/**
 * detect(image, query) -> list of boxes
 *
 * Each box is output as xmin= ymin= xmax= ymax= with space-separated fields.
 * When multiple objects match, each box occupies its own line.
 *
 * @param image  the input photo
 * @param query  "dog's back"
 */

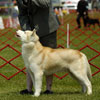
xmin=89 ymin=19 xmax=99 ymax=24
xmin=85 ymin=16 xmax=100 ymax=27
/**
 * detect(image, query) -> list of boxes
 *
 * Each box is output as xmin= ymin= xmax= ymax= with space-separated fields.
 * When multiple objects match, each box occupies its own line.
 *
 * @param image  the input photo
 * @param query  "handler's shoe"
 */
xmin=20 ymin=89 xmax=33 ymax=95
xmin=43 ymin=90 xmax=53 ymax=94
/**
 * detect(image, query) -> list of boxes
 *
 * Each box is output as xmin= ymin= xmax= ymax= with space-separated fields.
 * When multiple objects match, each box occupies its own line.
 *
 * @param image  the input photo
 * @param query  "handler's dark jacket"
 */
xmin=16 ymin=0 xmax=59 ymax=37
xmin=77 ymin=0 xmax=88 ymax=15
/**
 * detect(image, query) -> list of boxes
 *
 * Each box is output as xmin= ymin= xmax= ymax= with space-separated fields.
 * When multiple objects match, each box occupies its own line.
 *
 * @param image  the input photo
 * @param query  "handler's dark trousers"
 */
xmin=40 ymin=31 xmax=57 ymax=49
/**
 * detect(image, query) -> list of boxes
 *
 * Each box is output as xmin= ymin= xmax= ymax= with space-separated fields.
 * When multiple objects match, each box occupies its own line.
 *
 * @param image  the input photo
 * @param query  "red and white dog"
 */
xmin=16 ymin=29 xmax=92 ymax=97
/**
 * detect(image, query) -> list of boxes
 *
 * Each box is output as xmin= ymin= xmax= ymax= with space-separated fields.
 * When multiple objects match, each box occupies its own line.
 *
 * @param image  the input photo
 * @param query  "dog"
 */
xmin=16 ymin=29 xmax=92 ymax=97
xmin=85 ymin=15 xmax=100 ymax=27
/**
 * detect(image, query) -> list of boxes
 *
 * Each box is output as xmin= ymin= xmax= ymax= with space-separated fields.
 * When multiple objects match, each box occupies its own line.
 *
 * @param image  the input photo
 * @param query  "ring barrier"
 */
xmin=0 ymin=28 xmax=26 ymax=80
xmin=0 ymin=12 xmax=100 ymax=80
xmin=0 ymin=44 xmax=26 ymax=80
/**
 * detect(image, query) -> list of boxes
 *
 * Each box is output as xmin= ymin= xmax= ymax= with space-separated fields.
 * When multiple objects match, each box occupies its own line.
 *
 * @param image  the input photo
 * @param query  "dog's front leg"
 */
xmin=33 ymin=72 xmax=43 ymax=97
xmin=29 ymin=63 xmax=43 ymax=97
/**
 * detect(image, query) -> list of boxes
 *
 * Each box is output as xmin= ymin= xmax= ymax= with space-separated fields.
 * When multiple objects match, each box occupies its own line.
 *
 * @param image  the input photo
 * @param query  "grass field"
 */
xmin=0 ymin=11 xmax=100 ymax=100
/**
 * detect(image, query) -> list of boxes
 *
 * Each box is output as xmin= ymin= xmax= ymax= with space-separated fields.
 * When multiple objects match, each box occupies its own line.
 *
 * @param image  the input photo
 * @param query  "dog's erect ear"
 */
xmin=32 ymin=25 xmax=39 ymax=34
xmin=33 ymin=29 xmax=36 ymax=33
xmin=31 ymin=29 xmax=36 ymax=36
xmin=32 ymin=29 xmax=39 ymax=41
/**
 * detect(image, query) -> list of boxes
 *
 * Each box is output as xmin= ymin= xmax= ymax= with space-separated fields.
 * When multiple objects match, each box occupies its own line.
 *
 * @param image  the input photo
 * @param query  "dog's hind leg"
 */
xmin=69 ymin=68 xmax=92 ymax=95
xmin=68 ymin=69 xmax=87 ymax=93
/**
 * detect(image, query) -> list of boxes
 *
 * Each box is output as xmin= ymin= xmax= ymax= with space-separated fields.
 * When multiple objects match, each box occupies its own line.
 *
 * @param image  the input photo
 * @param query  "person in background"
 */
xmin=11 ymin=1 xmax=19 ymax=28
xmin=16 ymin=0 xmax=60 ymax=95
xmin=76 ymin=0 xmax=88 ymax=29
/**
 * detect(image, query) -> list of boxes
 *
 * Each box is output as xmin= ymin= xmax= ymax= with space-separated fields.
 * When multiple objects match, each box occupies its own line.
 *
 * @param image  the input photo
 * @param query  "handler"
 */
xmin=16 ymin=0 xmax=60 ymax=95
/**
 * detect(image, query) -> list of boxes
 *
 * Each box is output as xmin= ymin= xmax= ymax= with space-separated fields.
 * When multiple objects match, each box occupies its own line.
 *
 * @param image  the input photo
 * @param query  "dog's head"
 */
xmin=16 ymin=29 xmax=39 ymax=43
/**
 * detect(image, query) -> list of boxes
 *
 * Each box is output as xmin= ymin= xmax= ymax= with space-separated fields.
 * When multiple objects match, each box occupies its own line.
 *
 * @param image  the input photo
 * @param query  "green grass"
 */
xmin=0 ymin=12 xmax=100 ymax=100
xmin=0 ymin=74 xmax=100 ymax=100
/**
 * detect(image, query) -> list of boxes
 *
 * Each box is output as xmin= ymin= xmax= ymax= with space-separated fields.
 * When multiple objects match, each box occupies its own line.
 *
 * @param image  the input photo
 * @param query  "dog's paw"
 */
xmin=87 ymin=92 xmax=92 ymax=95
xmin=32 ymin=93 xmax=40 ymax=97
